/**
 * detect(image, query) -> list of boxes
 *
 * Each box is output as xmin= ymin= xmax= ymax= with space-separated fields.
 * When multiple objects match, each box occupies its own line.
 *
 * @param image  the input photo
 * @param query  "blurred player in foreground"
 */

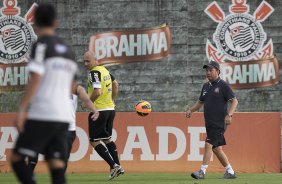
xmin=27 ymin=83 xmax=99 ymax=173
xmin=10 ymin=3 xmax=78 ymax=184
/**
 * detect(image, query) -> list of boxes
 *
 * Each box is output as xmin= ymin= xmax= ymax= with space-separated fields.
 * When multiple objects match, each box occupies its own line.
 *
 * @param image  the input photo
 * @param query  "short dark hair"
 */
xmin=34 ymin=3 xmax=57 ymax=27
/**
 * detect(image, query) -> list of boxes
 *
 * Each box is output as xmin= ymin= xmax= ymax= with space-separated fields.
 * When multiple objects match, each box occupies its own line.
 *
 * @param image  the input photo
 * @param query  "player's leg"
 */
xmin=64 ymin=130 xmax=76 ymax=173
xmin=90 ymin=140 xmax=116 ymax=168
xmin=191 ymin=142 xmax=212 ymax=179
xmin=104 ymin=110 xmax=121 ymax=165
xmin=11 ymin=120 xmax=51 ymax=184
xmin=27 ymin=154 xmax=39 ymax=174
xmin=45 ymin=122 xmax=69 ymax=184
xmin=90 ymin=139 xmax=120 ymax=181
xmin=213 ymin=146 xmax=229 ymax=166
xmin=104 ymin=140 xmax=119 ymax=164
xmin=88 ymin=111 xmax=121 ymax=180
xmin=212 ymin=131 xmax=236 ymax=179
xmin=191 ymin=127 xmax=217 ymax=179
xmin=88 ymin=112 xmax=116 ymax=168
xmin=11 ymin=153 xmax=35 ymax=184
xmin=103 ymin=110 xmax=124 ymax=176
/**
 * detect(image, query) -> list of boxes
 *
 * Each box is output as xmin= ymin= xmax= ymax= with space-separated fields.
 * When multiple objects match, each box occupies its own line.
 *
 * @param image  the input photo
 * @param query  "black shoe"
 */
xmin=116 ymin=166 xmax=125 ymax=177
xmin=191 ymin=170 xmax=205 ymax=179
xmin=109 ymin=165 xmax=122 ymax=180
xmin=223 ymin=171 xmax=236 ymax=179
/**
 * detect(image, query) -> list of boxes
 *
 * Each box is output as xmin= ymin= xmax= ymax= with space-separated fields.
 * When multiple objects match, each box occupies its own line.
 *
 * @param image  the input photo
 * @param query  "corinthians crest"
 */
xmin=0 ymin=0 xmax=37 ymax=92
xmin=205 ymin=0 xmax=279 ymax=89
xmin=0 ymin=0 xmax=37 ymax=64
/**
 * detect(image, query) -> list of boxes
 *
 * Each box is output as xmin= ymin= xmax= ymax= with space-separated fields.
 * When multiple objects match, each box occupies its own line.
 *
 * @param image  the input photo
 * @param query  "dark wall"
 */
xmin=0 ymin=0 xmax=281 ymax=112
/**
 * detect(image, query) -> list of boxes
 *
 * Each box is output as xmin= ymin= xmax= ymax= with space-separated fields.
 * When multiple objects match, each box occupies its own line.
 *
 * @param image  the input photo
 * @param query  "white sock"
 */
xmin=225 ymin=164 xmax=235 ymax=174
xmin=200 ymin=165 xmax=208 ymax=174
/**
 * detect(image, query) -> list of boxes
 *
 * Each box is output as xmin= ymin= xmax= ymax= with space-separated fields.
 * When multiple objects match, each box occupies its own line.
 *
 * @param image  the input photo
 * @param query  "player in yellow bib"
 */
xmin=87 ymin=65 xmax=115 ymax=110
xmin=83 ymin=51 xmax=124 ymax=180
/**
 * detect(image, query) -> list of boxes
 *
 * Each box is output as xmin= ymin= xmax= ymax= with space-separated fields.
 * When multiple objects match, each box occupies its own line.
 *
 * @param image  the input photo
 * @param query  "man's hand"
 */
xmin=14 ymin=110 xmax=26 ymax=133
xmin=186 ymin=109 xmax=192 ymax=118
xmin=225 ymin=115 xmax=232 ymax=125
xmin=90 ymin=111 xmax=99 ymax=121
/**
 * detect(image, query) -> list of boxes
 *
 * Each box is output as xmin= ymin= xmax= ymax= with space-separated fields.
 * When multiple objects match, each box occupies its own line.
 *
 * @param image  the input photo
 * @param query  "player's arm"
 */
xmin=88 ymin=70 xmax=102 ymax=102
xmin=90 ymin=88 xmax=101 ymax=102
xmin=186 ymin=85 xmax=205 ymax=118
xmin=77 ymin=85 xmax=98 ymax=112
xmin=110 ymin=74 xmax=118 ymax=101
xmin=228 ymin=98 xmax=238 ymax=116
xmin=77 ymin=85 xmax=99 ymax=121
xmin=225 ymin=98 xmax=238 ymax=125
xmin=186 ymin=100 xmax=203 ymax=118
xmin=223 ymin=83 xmax=238 ymax=125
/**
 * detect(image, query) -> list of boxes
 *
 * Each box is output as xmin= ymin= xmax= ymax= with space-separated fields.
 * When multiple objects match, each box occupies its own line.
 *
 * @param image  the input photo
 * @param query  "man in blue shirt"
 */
xmin=186 ymin=61 xmax=238 ymax=179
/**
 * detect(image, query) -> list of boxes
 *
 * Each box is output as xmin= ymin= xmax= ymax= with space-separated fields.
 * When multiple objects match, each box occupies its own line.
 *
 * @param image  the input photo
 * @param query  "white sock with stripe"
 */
xmin=200 ymin=165 xmax=208 ymax=174
xmin=225 ymin=164 xmax=235 ymax=174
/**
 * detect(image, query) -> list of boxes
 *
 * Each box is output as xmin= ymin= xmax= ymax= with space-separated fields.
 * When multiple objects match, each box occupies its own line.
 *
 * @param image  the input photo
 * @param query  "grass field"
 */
xmin=1 ymin=172 xmax=282 ymax=184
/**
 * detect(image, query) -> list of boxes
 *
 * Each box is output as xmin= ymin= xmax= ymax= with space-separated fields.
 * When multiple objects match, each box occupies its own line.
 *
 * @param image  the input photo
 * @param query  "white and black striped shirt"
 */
xmin=27 ymin=35 xmax=78 ymax=123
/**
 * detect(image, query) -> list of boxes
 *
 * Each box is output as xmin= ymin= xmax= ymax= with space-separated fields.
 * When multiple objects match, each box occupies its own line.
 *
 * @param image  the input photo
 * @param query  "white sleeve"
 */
xmin=28 ymin=43 xmax=47 ymax=75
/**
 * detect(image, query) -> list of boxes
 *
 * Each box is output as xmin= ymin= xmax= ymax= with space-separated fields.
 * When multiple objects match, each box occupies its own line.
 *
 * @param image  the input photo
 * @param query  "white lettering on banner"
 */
xmin=0 ymin=127 xmax=18 ymax=161
xmin=120 ymin=126 xmax=154 ymax=161
xmin=89 ymin=129 xmax=117 ymax=161
xmin=0 ymin=126 xmax=207 ymax=162
xmin=95 ymin=32 xmax=168 ymax=60
xmin=221 ymin=62 xmax=276 ymax=84
xmin=156 ymin=127 xmax=186 ymax=160
xmin=187 ymin=127 xmax=207 ymax=161
xmin=129 ymin=34 xmax=142 ymax=56
xmin=0 ymin=66 xmax=28 ymax=86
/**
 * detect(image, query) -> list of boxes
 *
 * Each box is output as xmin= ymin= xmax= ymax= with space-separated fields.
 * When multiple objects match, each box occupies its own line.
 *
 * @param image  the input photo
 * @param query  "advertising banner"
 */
xmin=0 ymin=0 xmax=37 ymax=92
xmin=0 ymin=112 xmax=280 ymax=173
xmin=205 ymin=0 xmax=280 ymax=89
xmin=89 ymin=24 xmax=171 ymax=66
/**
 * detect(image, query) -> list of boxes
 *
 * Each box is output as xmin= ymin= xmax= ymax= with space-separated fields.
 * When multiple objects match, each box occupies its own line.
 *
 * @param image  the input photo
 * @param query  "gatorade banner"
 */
xmin=0 ymin=112 xmax=280 ymax=173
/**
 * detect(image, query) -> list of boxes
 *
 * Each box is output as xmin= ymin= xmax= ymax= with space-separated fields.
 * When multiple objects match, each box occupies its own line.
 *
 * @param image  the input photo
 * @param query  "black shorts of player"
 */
xmin=205 ymin=126 xmax=226 ymax=148
xmin=13 ymin=119 xmax=69 ymax=161
xmin=88 ymin=110 xmax=115 ymax=142
xmin=65 ymin=130 xmax=76 ymax=160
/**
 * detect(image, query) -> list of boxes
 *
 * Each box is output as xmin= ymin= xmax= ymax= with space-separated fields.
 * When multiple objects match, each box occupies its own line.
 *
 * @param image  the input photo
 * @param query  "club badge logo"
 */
xmin=205 ymin=0 xmax=279 ymax=89
xmin=0 ymin=0 xmax=37 ymax=92
xmin=0 ymin=0 xmax=37 ymax=64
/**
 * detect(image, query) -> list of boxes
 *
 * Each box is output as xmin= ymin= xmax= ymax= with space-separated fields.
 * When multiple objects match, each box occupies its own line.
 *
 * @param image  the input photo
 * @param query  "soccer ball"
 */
xmin=135 ymin=100 xmax=152 ymax=116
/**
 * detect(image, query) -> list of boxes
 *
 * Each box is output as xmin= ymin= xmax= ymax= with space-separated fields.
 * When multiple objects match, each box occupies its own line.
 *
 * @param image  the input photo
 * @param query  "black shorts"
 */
xmin=13 ymin=119 xmax=69 ymax=161
xmin=205 ymin=126 xmax=226 ymax=148
xmin=88 ymin=110 xmax=115 ymax=142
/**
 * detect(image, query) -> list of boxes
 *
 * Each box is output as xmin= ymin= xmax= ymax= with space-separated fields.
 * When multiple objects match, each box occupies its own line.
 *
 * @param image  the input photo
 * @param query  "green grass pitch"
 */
xmin=1 ymin=172 xmax=282 ymax=184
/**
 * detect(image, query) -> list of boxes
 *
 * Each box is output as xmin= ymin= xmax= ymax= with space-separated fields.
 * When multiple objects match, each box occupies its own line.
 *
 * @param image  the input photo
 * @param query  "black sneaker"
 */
xmin=223 ymin=171 xmax=237 ymax=179
xmin=191 ymin=170 xmax=205 ymax=179
xmin=116 ymin=166 xmax=125 ymax=177
xmin=109 ymin=165 xmax=122 ymax=180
